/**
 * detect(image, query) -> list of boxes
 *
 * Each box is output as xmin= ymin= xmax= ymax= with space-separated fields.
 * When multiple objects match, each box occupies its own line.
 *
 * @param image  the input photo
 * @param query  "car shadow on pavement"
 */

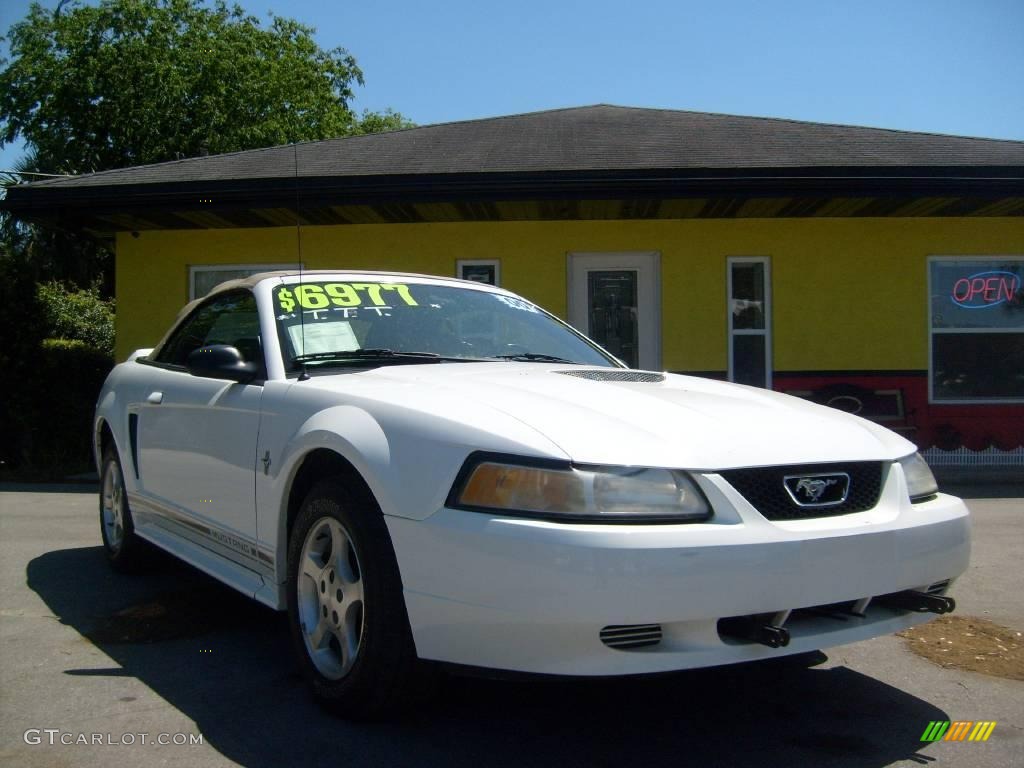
xmin=0 ymin=482 xmax=99 ymax=494
xmin=28 ymin=545 xmax=947 ymax=768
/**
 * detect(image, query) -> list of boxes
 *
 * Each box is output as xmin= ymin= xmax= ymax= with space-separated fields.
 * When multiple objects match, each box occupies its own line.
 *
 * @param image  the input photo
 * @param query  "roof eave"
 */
xmin=4 ymin=165 xmax=1023 ymax=218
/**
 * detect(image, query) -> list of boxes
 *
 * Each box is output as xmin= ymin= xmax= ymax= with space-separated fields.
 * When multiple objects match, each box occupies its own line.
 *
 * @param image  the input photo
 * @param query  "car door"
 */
xmin=135 ymin=290 xmax=265 ymax=566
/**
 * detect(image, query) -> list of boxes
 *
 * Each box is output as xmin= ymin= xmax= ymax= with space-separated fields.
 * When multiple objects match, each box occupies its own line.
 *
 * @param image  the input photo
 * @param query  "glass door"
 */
xmin=569 ymin=252 xmax=660 ymax=370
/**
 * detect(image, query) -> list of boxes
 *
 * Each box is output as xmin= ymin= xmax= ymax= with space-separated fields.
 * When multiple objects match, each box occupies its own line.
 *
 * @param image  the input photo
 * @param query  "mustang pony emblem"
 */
xmin=795 ymin=477 xmax=838 ymax=502
xmin=784 ymin=472 xmax=851 ymax=507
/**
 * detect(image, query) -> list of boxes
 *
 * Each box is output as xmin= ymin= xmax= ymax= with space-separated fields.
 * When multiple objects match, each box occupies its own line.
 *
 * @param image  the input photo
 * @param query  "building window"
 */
xmin=190 ymin=264 xmax=301 ymax=300
xmin=728 ymin=257 xmax=772 ymax=388
xmin=929 ymin=256 xmax=1024 ymax=403
xmin=457 ymin=259 xmax=500 ymax=286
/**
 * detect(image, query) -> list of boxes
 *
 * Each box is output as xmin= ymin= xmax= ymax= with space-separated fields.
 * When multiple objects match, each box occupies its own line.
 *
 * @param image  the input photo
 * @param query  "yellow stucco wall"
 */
xmin=114 ymin=217 xmax=1024 ymax=369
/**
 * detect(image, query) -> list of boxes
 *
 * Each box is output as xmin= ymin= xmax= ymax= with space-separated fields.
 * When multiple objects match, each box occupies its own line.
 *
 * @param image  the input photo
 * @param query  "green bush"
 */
xmin=1 ymin=255 xmax=117 ymax=477
xmin=12 ymin=339 xmax=115 ymax=477
xmin=37 ymin=281 xmax=115 ymax=355
xmin=0 ymin=254 xmax=46 ymax=475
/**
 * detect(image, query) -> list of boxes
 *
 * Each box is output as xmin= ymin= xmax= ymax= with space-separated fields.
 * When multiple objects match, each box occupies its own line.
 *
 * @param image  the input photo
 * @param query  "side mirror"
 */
xmin=187 ymin=345 xmax=258 ymax=383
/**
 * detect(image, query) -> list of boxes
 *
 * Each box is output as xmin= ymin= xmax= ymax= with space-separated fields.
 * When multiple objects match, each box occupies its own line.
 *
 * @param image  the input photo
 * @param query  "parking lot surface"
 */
xmin=1 ymin=484 xmax=1021 ymax=768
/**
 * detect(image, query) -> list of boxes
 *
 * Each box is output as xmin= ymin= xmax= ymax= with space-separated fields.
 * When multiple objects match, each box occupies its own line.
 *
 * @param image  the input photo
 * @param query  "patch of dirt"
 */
xmin=897 ymin=615 xmax=1024 ymax=681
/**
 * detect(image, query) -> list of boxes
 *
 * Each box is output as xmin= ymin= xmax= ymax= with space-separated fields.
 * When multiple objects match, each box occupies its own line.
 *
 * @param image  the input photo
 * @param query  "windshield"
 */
xmin=272 ymin=279 xmax=618 ymax=372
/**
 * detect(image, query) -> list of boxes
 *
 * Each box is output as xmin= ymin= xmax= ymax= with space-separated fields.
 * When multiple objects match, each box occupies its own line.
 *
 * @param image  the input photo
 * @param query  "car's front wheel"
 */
xmin=99 ymin=445 xmax=146 ymax=571
xmin=286 ymin=478 xmax=420 ymax=718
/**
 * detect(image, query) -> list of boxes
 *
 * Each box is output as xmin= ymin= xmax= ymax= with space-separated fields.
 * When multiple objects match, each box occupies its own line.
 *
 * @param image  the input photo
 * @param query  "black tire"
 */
xmin=286 ymin=478 xmax=421 ymax=718
xmin=99 ymin=445 xmax=146 ymax=572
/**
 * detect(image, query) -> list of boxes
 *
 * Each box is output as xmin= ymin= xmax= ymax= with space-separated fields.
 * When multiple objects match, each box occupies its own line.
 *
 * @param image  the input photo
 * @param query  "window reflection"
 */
xmin=731 ymin=262 xmax=765 ymax=330
xmin=587 ymin=271 xmax=638 ymax=368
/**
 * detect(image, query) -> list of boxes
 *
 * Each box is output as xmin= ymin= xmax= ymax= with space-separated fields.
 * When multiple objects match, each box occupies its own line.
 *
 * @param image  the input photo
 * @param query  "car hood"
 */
xmin=309 ymin=363 xmax=915 ymax=470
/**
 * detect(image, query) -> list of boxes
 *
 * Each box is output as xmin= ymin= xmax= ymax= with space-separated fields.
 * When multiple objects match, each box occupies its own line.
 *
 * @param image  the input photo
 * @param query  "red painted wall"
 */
xmin=773 ymin=373 xmax=1024 ymax=451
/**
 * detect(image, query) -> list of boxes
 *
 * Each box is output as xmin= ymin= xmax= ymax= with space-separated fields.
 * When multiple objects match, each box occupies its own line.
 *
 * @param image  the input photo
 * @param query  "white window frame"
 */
xmin=927 ymin=254 xmax=1024 ymax=405
xmin=456 ymin=259 xmax=501 ymax=286
xmin=189 ymin=263 xmax=302 ymax=300
xmin=727 ymin=256 xmax=772 ymax=388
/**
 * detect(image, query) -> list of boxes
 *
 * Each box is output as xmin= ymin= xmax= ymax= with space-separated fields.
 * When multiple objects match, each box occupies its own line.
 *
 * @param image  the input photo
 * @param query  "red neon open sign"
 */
xmin=951 ymin=271 xmax=1021 ymax=309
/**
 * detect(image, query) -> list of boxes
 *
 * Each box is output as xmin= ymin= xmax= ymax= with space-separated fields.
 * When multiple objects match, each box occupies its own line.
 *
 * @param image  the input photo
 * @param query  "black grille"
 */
xmin=720 ymin=462 xmax=885 ymax=520
xmin=557 ymin=370 xmax=665 ymax=383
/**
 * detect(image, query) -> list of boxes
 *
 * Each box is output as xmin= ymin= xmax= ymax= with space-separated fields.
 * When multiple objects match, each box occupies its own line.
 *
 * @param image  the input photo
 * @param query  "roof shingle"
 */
xmin=25 ymin=104 xmax=1024 ymax=190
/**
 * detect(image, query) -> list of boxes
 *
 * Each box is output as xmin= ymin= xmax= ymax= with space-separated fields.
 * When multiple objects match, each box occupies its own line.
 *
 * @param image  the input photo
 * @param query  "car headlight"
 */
xmin=450 ymin=455 xmax=712 ymax=522
xmin=899 ymin=452 xmax=939 ymax=503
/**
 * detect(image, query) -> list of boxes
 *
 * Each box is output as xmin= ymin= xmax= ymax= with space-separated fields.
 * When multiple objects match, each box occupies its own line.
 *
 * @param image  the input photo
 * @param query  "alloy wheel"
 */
xmin=101 ymin=460 xmax=125 ymax=553
xmin=297 ymin=517 xmax=365 ymax=679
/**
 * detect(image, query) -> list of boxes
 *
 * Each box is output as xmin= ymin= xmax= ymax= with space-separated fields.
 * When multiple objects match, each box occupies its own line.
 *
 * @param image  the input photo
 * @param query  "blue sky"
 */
xmin=2 ymin=0 xmax=1022 ymax=172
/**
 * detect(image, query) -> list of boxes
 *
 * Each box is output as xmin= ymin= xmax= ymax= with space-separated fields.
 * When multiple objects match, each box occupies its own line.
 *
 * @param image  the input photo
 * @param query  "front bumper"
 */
xmin=386 ymin=468 xmax=971 ymax=675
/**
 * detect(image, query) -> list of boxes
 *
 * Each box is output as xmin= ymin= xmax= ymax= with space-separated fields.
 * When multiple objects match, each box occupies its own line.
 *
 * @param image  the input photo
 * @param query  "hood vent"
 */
xmin=558 ymin=370 xmax=665 ymax=383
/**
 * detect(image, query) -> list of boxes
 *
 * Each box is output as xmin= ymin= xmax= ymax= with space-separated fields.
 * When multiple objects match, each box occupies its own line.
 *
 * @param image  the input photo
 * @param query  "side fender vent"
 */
xmin=600 ymin=624 xmax=663 ymax=650
xmin=128 ymin=413 xmax=140 ymax=479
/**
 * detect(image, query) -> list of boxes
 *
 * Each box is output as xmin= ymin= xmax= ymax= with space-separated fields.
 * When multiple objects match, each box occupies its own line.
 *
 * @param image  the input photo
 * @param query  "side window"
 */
xmin=155 ymin=292 xmax=263 ymax=372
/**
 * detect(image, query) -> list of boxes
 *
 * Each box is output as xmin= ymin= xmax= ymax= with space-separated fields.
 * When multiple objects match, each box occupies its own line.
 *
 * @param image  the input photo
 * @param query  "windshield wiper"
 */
xmin=493 ymin=353 xmax=576 ymax=363
xmin=294 ymin=348 xmax=439 ymax=363
xmin=292 ymin=349 xmax=485 ymax=366
xmin=293 ymin=349 xmax=579 ymax=368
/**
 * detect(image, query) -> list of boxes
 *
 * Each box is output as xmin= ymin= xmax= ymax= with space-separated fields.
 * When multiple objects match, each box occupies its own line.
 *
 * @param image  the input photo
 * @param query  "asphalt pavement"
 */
xmin=0 ymin=484 xmax=1021 ymax=768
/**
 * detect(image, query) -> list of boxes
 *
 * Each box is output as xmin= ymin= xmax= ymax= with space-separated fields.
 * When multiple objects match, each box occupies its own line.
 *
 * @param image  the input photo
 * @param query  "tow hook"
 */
xmin=879 ymin=590 xmax=956 ymax=615
xmin=718 ymin=616 xmax=792 ymax=648
xmin=757 ymin=624 xmax=791 ymax=648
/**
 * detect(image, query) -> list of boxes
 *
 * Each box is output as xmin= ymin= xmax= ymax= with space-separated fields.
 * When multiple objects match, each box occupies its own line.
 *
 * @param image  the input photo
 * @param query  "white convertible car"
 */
xmin=94 ymin=271 xmax=970 ymax=716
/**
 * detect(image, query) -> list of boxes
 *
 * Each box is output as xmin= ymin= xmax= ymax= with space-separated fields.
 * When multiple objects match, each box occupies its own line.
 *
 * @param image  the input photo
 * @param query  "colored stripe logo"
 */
xmin=921 ymin=721 xmax=996 ymax=742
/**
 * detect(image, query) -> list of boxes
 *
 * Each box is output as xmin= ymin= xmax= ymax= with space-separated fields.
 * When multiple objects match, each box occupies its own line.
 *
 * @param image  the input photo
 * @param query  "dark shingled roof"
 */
xmin=5 ymin=105 xmax=1023 ymax=231
xmin=22 ymin=104 xmax=1024 ymax=190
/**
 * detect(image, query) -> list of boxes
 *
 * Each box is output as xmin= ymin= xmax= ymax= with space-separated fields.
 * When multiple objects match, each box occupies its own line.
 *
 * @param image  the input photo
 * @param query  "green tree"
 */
xmin=1 ymin=0 xmax=411 ymax=174
xmin=0 ymin=0 xmax=411 ymax=289
xmin=1 ymin=148 xmax=113 ymax=289
xmin=37 ymin=280 xmax=116 ymax=354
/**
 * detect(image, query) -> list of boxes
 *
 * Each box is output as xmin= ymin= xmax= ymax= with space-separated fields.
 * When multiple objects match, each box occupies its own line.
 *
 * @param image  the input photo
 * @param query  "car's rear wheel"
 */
xmin=99 ymin=446 xmax=145 ymax=571
xmin=286 ymin=478 xmax=420 ymax=718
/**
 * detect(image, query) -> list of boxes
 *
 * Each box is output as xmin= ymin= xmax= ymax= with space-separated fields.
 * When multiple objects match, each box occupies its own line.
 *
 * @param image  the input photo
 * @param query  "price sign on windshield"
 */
xmin=275 ymin=283 xmax=419 ymax=313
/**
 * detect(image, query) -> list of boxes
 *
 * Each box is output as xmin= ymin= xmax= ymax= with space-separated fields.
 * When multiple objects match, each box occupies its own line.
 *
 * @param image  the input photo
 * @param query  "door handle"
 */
xmin=147 ymin=391 xmax=163 ymax=404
